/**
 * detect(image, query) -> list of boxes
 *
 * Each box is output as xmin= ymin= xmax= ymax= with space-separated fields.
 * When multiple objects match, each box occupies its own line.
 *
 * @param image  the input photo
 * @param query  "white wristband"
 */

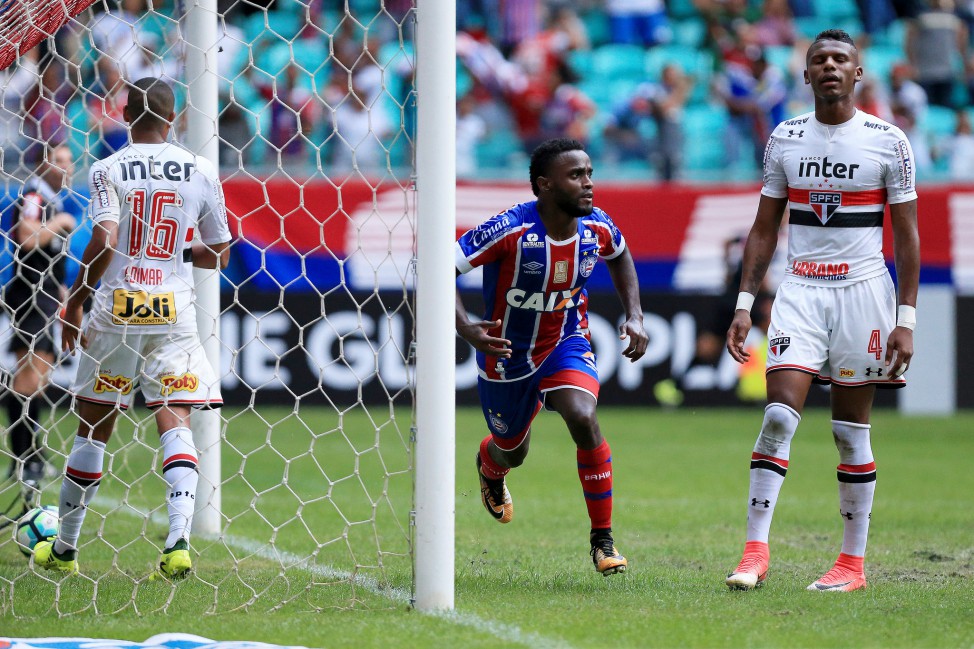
xmin=735 ymin=292 xmax=755 ymax=313
xmin=896 ymin=305 xmax=916 ymax=331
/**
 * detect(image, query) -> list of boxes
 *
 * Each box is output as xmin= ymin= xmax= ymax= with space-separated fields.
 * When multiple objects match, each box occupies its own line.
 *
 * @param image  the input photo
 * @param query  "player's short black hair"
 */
xmin=808 ymin=29 xmax=857 ymax=59
xmin=127 ymin=77 xmax=175 ymax=130
xmin=529 ymin=138 xmax=585 ymax=197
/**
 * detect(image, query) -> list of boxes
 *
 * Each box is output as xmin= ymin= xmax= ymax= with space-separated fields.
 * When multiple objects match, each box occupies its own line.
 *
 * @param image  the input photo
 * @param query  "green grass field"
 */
xmin=2 ymin=406 xmax=973 ymax=648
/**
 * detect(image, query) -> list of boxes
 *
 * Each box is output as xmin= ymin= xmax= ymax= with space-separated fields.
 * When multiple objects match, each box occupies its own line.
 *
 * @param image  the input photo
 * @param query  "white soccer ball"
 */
xmin=16 ymin=505 xmax=59 ymax=556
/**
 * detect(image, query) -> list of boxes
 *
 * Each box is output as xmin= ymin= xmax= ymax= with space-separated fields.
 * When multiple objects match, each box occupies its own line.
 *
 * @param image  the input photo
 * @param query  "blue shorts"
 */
xmin=477 ymin=335 xmax=599 ymax=451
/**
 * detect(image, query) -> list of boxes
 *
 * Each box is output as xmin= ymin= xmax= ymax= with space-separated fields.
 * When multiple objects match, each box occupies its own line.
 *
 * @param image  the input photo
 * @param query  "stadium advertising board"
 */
xmin=222 ymin=179 xmax=963 ymax=295
xmin=217 ymin=289 xmax=896 ymax=408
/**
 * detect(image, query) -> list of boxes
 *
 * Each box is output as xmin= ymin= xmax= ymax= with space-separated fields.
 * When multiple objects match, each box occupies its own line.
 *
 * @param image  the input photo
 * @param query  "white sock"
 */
xmin=160 ymin=427 xmax=199 ymax=549
xmin=833 ymin=420 xmax=876 ymax=558
xmin=745 ymin=403 xmax=801 ymax=543
xmin=56 ymin=436 xmax=107 ymax=555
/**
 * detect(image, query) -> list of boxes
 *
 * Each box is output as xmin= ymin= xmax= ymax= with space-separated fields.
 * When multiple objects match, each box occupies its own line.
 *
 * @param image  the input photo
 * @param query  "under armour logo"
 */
xmin=841 ymin=510 xmax=854 ymax=520
xmin=865 ymin=367 xmax=884 ymax=377
xmin=788 ymin=129 xmax=804 ymax=138
xmin=751 ymin=498 xmax=771 ymax=508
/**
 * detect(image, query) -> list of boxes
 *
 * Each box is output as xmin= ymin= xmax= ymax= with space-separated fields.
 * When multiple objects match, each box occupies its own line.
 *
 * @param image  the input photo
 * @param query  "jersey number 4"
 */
xmin=868 ymin=329 xmax=883 ymax=360
xmin=126 ymin=189 xmax=183 ymax=260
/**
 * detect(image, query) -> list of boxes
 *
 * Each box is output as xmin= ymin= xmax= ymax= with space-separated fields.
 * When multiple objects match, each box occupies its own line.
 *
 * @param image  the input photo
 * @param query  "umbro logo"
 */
xmin=522 ymin=261 xmax=544 ymax=274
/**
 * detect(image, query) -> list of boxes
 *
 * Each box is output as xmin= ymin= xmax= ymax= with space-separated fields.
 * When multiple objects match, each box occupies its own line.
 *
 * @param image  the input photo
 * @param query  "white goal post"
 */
xmin=413 ymin=0 xmax=456 ymax=611
xmin=0 ymin=0 xmax=457 ymax=614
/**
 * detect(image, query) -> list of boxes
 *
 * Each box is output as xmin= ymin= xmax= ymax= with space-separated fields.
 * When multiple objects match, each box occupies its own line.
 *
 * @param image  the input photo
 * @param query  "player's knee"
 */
xmin=562 ymin=406 xmax=597 ymax=434
xmin=831 ymin=420 xmax=871 ymax=458
xmin=756 ymin=402 xmax=801 ymax=455
xmin=498 ymin=443 xmax=528 ymax=468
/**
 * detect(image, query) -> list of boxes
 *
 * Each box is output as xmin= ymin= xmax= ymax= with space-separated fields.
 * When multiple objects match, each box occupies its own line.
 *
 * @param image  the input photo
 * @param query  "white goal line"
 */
xmin=94 ymin=496 xmax=572 ymax=649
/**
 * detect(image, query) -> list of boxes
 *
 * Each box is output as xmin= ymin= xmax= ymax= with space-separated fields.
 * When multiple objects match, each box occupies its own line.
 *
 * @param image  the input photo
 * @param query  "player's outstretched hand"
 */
xmin=726 ymin=311 xmax=752 ymax=364
xmin=458 ymin=319 xmax=512 ymax=358
xmin=619 ymin=315 xmax=648 ymax=362
xmin=60 ymin=301 xmax=87 ymax=354
xmin=885 ymin=327 xmax=914 ymax=378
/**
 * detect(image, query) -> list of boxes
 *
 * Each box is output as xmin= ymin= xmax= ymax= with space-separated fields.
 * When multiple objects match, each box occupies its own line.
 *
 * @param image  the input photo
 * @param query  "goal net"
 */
xmin=0 ymin=0 xmax=421 ymax=615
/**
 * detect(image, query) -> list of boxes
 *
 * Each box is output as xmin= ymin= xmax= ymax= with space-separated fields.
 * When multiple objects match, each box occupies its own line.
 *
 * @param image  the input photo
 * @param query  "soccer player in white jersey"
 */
xmin=33 ymin=78 xmax=232 ymax=579
xmin=723 ymin=29 xmax=920 ymax=592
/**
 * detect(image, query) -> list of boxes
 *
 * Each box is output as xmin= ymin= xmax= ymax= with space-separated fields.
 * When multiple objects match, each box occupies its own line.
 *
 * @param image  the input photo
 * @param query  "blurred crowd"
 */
xmin=455 ymin=0 xmax=974 ymax=180
xmin=2 ymin=0 xmax=974 ymax=182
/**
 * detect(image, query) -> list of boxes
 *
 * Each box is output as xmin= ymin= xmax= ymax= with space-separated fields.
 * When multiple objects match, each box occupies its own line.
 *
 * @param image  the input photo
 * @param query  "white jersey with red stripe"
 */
xmin=86 ymin=142 xmax=231 ymax=334
xmin=761 ymin=109 xmax=917 ymax=286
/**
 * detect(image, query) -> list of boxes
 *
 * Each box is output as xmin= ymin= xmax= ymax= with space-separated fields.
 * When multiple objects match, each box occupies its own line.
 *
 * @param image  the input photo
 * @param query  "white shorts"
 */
xmin=766 ymin=274 xmax=906 ymax=389
xmin=73 ymin=328 xmax=223 ymax=409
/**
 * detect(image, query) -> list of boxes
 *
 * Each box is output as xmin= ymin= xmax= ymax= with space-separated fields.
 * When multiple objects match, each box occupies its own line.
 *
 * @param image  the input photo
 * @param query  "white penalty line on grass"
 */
xmin=95 ymin=496 xmax=573 ymax=649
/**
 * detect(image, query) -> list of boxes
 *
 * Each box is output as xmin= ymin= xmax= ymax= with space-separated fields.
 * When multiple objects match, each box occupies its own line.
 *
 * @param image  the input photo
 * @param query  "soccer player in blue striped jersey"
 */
xmin=456 ymin=138 xmax=648 ymax=575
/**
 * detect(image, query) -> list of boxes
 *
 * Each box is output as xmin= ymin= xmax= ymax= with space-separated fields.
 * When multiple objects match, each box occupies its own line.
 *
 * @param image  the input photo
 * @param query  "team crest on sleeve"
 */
xmin=769 ymin=336 xmax=791 ymax=357
xmin=809 ymin=192 xmax=841 ymax=224
xmin=579 ymin=254 xmax=597 ymax=277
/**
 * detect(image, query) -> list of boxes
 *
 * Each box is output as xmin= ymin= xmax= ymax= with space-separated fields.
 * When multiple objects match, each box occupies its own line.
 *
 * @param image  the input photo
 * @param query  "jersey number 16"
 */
xmin=126 ymin=189 xmax=183 ymax=260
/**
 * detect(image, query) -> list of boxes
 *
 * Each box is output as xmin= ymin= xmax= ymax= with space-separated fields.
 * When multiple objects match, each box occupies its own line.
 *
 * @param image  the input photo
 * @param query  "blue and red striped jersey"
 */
xmin=456 ymin=200 xmax=626 ymax=381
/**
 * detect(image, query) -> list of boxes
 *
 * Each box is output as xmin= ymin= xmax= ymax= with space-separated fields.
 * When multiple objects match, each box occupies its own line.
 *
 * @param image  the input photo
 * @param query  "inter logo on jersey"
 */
xmin=809 ymin=192 xmax=841 ymax=224
xmin=769 ymin=336 xmax=791 ymax=357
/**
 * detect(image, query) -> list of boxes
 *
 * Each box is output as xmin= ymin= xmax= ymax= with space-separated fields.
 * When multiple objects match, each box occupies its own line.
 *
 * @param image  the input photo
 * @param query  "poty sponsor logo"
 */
xmin=506 ymin=287 xmax=582 ymax=312
xmin=839 ymin=368 xmax=855 ymax=378
xmin=94 ymin=374 xmax=134 ymax=395
xmin=160 ymin=373 xmax=199 ymax=396
xmin=792 ymin=260 xmax=849 ymax=280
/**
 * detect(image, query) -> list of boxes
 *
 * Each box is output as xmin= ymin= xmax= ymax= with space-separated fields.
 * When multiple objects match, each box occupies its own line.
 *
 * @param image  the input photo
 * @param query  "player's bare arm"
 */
xmin=455 ymin=289 xmax=512 ymax=358
xmin=605 ymin=247 xmax=647 ymax=361
xmin=61 ymin=220 xmax=118 ymax=354
xmin=727 ymin=194 xmax=788 ymax=363
xmin=885 ymin=199 xmax=920 ymax=377
xmin=193 ymin=240 xmax=231 ymax=269
xmin=13 ymin=209 xmax=76 ymax=251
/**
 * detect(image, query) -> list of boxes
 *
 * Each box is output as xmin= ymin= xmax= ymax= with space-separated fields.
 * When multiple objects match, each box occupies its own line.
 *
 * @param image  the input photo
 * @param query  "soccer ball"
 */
xmin=15 ymin=505 xmax=59 ymax=556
